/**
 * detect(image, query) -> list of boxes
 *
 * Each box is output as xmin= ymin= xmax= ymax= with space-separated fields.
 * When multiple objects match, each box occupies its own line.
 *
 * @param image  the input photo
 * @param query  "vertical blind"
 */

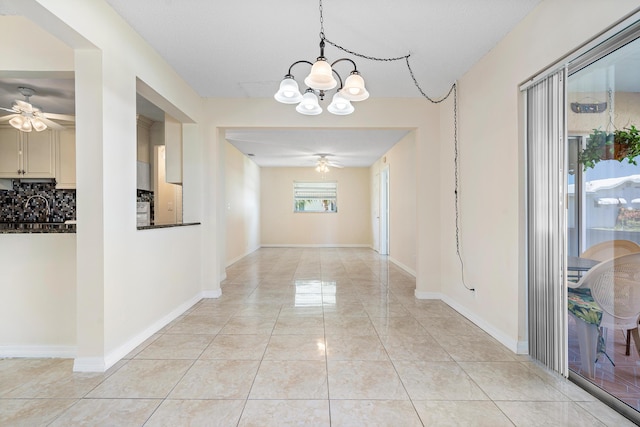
xmin=526 ymin=68 xmax=568 ymax=376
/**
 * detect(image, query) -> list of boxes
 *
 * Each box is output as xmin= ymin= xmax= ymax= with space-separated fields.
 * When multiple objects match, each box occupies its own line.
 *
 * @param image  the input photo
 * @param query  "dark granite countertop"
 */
xmin=137 ymin=222 xmax=200 ymax=230
xmin=0 ymin=222 xmax=77 ymax=234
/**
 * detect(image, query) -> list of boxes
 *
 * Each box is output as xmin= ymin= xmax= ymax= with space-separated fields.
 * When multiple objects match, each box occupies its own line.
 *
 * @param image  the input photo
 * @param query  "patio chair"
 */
xmin=580 ymin=239 xmax=640 ymax=262
xmin=570 ymin=252 xmax=640 ymax=362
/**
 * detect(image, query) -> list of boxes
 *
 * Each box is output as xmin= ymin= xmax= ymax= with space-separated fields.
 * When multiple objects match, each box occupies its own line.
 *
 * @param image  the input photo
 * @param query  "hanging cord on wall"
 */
xmin=319 ymin=0 xmax=473 ymax=291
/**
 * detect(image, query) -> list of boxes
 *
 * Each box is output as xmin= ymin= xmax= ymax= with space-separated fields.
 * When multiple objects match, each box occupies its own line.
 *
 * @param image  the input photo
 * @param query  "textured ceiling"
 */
xmin=102 ymin=0 xmax=542 ymax=166
xmin=104 ymin=0 xmax=542 ymax=99
xmin=1 ymin=1 xmax=547 ymax=167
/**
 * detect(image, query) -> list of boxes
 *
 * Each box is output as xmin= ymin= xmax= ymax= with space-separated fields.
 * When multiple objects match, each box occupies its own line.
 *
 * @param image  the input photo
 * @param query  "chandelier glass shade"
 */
xmin=295 ymin=89 xmax=322 ymax=115
xmin=275 ymin=38 xmax=368 ymax=116
xmin=274 ymin=76 xmax=303 ymax=104
xmin=327 ymin=92 xmax=354 ymax=115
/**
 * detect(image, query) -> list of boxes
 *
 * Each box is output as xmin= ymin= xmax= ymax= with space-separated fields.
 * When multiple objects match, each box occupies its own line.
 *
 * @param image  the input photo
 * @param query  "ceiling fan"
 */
xmin=0 ymin=87 xmax=74 ymax=132
xmin=315 ymin=154 xmax=343 ymax=173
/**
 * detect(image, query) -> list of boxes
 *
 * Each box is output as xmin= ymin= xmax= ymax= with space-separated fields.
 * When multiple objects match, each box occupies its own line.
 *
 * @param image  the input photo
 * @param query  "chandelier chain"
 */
xmin=319 ymin=0 xmax=325 ymax=39
xmin=324 ymin=37 xmax=410 ymax=63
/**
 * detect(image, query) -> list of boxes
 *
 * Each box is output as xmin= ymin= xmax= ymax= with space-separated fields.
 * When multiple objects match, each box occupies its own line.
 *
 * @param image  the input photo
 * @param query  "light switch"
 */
xmin=168 ymin=201 xmax=174 ymax=211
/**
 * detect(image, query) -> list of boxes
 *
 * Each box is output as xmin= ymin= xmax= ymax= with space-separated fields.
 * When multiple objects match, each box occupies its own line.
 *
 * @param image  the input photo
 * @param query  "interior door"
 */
xmin=372 ymin=172 xmax=380 ymax=252
xmin=379 ymin=166 xmax=389 ymax=255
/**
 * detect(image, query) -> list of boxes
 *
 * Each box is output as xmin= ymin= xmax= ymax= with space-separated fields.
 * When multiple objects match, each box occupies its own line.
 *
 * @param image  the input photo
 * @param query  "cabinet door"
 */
xmin=0 ymin=127 xmax=22 ymax=177
xmin=23 ymin=129 xmax=56 ymax=178
xmin=56 ymin=129 xmax=76 ymax=188
xmin=165 ymin=114 xmax=182 ymax=184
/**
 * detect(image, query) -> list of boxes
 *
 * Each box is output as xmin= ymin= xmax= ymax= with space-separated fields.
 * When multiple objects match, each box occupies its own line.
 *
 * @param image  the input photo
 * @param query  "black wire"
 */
xmin=319 ymin=0 xmax=472 ymax=291
xmin=452 ymin=84 xmax=474 ymax=291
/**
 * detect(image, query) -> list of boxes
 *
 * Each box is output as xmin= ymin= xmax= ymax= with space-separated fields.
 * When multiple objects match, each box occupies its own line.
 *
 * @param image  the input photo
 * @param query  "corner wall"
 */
xmin=224 ymin=141 xmax=261 ymax=265
xmin=10 ymin=0 xmax=206 ymax=371
xmin=371 ymin=131 xmax=417 ymax=274
xmin=438 ymin=0 xmax=640 ymax=353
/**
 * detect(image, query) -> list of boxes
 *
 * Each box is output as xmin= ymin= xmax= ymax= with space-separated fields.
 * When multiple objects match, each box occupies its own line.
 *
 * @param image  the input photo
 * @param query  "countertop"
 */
xmin=137 ymin=222 xmax=200 ymax=230
xmin=0 ymin=222 xmax=77 ymax=234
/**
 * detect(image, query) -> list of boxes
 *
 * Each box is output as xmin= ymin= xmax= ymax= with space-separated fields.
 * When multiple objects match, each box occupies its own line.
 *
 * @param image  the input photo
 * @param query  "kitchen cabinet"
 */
xmin=164 ymin=113 xmax=182 ymax=185
xmin=0 ymin=127 xmax=56 ymax=178
xmin=56 ymin=128 xmax=76 ymax=189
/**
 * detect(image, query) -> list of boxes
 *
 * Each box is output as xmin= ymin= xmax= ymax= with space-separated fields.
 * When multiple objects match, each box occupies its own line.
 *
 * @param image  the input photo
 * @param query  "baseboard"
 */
xmin=516 ymin=340 xmax=529 ymax=354
xmin=73 ymin=357 xmax=106 ymax=372
xmin=389 ymin=257 xmax=416 ymax=277
xmin=86 ymin=292 xmax=204 ymax=372
xmin=413 ymin=290 xmax=525 ymax=354
xmin=260 ymin=244 xmax=371 ymax=248
xmin=0 ymin=345 xmax=76 ymax=359
xmin=202 ymin=289 xmax=222 ymax=298
xmin=439 ymin=294 xmax=521 ymax=354
xmin=226 ymin=246 xmax=260 ymax=267
xmin=414 ymin=290 xmax=442 ymax=299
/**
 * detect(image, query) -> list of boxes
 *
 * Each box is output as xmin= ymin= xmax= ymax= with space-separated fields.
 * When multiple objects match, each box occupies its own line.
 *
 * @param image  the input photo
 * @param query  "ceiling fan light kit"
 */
xmin=274 ymin=0 xmax=369 ymax=116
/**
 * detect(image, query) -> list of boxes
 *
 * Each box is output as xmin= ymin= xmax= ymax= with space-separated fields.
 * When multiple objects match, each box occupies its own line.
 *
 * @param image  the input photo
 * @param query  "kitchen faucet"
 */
xmin=24 ymin=195 xmax=51 ymax=220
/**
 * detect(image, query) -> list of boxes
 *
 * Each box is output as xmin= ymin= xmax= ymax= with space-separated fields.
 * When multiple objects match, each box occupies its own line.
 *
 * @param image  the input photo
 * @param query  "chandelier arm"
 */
xmin=286 ymin=60 xmax=314 ymax=76
xmin=331 ymin=68 xmax=344 ymax=90
xmin=330 ymin=58 xmax=357 ymax=72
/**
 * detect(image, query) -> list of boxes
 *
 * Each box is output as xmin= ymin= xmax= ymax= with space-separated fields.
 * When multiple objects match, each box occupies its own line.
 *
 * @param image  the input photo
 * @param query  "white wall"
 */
xmin=3 ymin=0 xmax=207 ymax=371
xmin=0 ymin=235 xmax=76 ymax=356
xmin=261 ymin=167 xmax=371 ymax=246
xmin=224 ymin=141 xmax=261 ymax=265
xmin=371 ymin=131 xmax=417 ymax=274
xmin=438 ymin=0 xmax=640 ymax=352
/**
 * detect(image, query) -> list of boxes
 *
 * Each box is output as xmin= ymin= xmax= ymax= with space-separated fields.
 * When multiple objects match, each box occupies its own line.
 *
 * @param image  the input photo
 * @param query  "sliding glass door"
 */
xmin=566 ymin=31 xmax=640 ymax=411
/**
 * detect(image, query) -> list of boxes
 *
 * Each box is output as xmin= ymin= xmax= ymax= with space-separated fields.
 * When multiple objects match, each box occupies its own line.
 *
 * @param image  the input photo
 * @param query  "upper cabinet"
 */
xmin=56 ymin=128 xmax=76 ymax=189
xmin=0 ymin=127 xmax=55 ymax=178
xmin=0 ymin=126 xmax=76 ymax=188
xmin=164 ymin=113 xmax=182 ymax=185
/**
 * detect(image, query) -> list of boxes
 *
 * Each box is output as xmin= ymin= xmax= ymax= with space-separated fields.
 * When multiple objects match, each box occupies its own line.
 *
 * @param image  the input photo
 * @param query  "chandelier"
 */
xmin=274 ymin=1 xmax=369 ymax=116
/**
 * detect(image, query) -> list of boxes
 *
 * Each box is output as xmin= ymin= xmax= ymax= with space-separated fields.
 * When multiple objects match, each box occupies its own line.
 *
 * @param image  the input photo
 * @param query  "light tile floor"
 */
xmin=1 ymin=248 xmax=636 ymax=426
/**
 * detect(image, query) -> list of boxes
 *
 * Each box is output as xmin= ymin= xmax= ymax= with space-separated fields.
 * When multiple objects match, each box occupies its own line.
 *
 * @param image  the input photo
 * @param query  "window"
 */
xmin=293 ymin=181 xmax=337 ymax=213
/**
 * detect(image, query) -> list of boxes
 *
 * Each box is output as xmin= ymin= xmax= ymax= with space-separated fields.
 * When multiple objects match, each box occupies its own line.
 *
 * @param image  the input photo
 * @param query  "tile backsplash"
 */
xmin=0 ymin=180 xmax=76 ymax=223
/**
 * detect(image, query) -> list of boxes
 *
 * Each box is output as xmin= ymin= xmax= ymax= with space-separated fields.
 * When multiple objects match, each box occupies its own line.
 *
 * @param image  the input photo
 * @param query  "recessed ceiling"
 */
xmin=226 ymin=128 xmax=411 ymax=167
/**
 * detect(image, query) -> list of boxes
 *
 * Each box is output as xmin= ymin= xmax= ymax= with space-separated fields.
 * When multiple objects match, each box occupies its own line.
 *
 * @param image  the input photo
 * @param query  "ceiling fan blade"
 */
xmin=43 ymin=112 xmax=75 ymax=122
xmin=14 ymin=100 xmax=33 ymax=113
xmin=0 ymin=106 xmax=18 ymax=113
xmin=0 ymin=114 xmax=17 ymax=122
xmin=328 ymin=162 xmax=344 ymax=168
xmin=37 ymin=116 xmax=65 ymax=130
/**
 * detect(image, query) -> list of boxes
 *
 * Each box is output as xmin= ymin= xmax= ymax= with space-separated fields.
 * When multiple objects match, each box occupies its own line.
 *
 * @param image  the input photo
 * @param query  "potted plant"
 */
xmin=579 ymin=125 xmax=640 ymax=170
